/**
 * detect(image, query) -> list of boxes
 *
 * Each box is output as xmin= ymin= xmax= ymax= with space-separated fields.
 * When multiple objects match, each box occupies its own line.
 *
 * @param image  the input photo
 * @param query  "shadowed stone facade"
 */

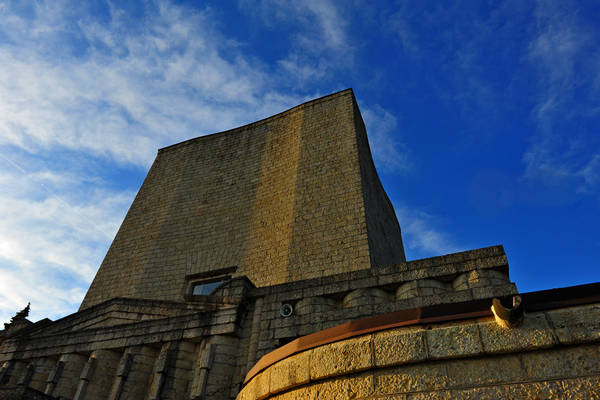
xmin=1 ymin=89 xmax=598 ymax=399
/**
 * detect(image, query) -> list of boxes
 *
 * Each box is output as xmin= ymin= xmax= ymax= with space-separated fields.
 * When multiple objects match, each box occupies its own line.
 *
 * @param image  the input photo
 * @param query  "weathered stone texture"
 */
xmin=28 ymin=358 xmax=55 ymax=393
xmin=426 ymin=323 xmax=482 ymax=359
xmin=310 ymin=335 xmax=372 ymax=380
xmin=238 ymin=304 xmax=600 ymax=400
xmin=250 ymin=245 xmax=515 ymax=359
xmin=373 ymin=328 xmax=426 ymax=367
xmin=79 ymin=350 xmax=120 ymax=400
xmin=81 ymin=89 xmax=405 ymax=309
xmin=268 ymin=349 xmax=310 ymax=394
xmin=51 ymin=353 xmax=87 ymax=399
xmin=548 ymin=303 xmax=600 ymax=344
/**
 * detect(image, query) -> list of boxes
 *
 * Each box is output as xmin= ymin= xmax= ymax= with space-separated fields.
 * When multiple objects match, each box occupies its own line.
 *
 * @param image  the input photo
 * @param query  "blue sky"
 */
xmin=0 ymin=0 xmax=598 ymax=325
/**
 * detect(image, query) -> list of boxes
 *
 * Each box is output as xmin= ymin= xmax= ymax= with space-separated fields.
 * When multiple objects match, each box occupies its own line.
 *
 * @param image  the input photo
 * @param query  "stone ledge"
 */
xmin=0 ymin=309 xmax=239 ymax=360
xmin=249 ymin=245 xmax=508 ymax=298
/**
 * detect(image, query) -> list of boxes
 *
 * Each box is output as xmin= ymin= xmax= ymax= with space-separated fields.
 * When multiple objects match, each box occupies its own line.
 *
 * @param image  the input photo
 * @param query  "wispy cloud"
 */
xmin=362 ymin=105 xmax=411 ymax=174
xmin=522 ymin=0 xmax=600 ymax=197
xmin=241 ymin=0 xmax=353 ymax=86
xmin=384 ymin=1 xmax=599 ymax=198
xmin=576 ymin=155 xmax=600 ymax=194
xmin=0 ymin=152 xmax=134 ymax=324
xmin=0 ymin=1 xmax=305 ymax=168
xmin=242 ymin=0 xmax=349 ymax=53
xmin=386 ymin=5 xmax=420 ymax=57
xmin=0 ymin=0 xmax=407 ymax=325
xmin=394 ymin=205 xmax=461 ymax=259
xmin=0 ymin=0 xmax=300 ymax=324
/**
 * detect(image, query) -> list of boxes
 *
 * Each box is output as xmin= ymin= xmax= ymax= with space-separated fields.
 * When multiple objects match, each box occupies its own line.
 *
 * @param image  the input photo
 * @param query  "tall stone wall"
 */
xmin=80 ymin=89 xmax=406 ymax=310
xmin=352 ymin=100 xmax=405 ymax=268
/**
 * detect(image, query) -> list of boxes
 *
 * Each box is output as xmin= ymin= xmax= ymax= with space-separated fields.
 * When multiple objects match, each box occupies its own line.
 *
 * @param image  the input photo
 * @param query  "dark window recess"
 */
xmin=192 ymin=280 xmax=226 ymax=296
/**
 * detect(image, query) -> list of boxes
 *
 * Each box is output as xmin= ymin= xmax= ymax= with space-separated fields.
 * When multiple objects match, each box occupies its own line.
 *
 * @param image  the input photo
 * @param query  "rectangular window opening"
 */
xmin=191 ymin=279 xmax=226 ymax=296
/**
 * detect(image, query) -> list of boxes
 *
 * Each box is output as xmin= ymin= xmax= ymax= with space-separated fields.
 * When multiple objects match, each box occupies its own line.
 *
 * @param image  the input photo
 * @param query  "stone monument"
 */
xmin=1 ymin=89 xmax=598 ymax=399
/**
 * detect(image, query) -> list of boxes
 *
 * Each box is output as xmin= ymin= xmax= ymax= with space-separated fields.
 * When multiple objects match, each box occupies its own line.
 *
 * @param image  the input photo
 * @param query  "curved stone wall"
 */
xmin=237 ymin=303 xmax=600 ymax=400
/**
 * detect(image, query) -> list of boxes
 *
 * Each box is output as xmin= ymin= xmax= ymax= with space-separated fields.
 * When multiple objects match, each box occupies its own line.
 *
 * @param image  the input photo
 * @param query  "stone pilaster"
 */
xmin=113 ymin=346 xmax=159 ymax=400
xmin=189 ymin=342 xmax=214 ymax=400
xmin=50 ymin=353 xmax=88 ymax=399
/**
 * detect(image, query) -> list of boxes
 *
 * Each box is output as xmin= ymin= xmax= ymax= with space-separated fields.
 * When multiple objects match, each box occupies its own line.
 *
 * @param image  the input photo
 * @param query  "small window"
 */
xmin=183 ymin=266 xmax=237 ymax=300
xmin=191 ymin=279 xmax=226 ymax=296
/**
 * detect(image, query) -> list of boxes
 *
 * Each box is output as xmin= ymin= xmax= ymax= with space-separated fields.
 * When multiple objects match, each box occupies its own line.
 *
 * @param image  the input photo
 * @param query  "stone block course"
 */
xmin=426 ymin=323 xmax=482 ymax=359
xmin=374 ymin=362 xmax=450 ymax=394
xmin=238 ymin=303 xmax=600 ymax=400
xmin=373 ymin=328 xmax=426 ymax=367
xmin=445 ymin=354 xmax=524 ymax=387
xmin=478 ymin=312 xmax=557 ymax=354
xmin=268 ymin=350 xmax=310 ymax=394
xmin=548 ymin=303 xmax=600 ymax=344
xmin=521 ymin=344 xmax=600 ymax=379
xmin=310 ymin=335 xmax=372 ymax=380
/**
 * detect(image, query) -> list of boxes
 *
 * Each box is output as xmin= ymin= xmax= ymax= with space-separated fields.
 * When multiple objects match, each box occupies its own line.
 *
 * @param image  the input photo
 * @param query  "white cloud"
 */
xmin=278 ymin=54 xmax=327 ymax=84
xmin=395 ymin=205 xmax=461 ymax=259
xmin=362 ymin=105 xmax=411 ymax=174
xmin=523 ymin=0 xmax=600 ymax=195
xmin=0 ymin=0 xmax=407 ymax=326
xmin=241 ymin=0 xmax=353 ymax=86
xmin=0 ymin=0 xmax=300 ymax=324
xmin=242 ymin=0 xmax=348 ymax=53
xmin=0 ymin=153 xmax=135 ymax=324
xmin=293 ymin=0 xmax=348 ymax=52
xmin=0 ymin=270 xmax=86 ymax=328
xmin=0 ymin=1 xmax=301 ymax=168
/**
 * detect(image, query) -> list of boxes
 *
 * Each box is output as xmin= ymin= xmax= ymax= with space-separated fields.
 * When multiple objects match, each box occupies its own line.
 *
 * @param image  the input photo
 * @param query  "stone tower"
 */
xmin=81 ymin=89 xmax=405 ymax=309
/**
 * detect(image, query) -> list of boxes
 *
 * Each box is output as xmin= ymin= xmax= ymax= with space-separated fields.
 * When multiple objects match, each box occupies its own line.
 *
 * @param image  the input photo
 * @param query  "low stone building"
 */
xmin=1 ymin=89 xmax=598 ymax=399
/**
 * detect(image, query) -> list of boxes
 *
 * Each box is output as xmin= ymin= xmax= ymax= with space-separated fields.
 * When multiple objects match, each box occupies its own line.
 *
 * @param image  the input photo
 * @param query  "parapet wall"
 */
xmin=81 ymin=89 xmax=405 ymax=310
xmin=246 ymin=245 xmax=516 ymax=363
xmin=238 ymin=303 xmax=600 ymax=399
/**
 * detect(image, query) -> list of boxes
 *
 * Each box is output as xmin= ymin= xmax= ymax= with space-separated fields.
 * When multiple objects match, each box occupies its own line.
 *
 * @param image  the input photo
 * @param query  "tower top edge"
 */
xmin=158 ymin=88 xmax=355 ymax=154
